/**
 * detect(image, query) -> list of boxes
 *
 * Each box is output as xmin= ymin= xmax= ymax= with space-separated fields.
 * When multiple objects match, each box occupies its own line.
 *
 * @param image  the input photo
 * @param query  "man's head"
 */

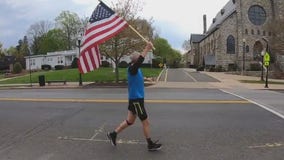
xmin=130 ymin=52 xmax=140 ymax=64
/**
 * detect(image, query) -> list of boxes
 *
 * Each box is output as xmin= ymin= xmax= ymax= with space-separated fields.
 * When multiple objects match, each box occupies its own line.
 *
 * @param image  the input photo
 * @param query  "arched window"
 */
xmin=227 ymin=35 xmax=235 ymax=54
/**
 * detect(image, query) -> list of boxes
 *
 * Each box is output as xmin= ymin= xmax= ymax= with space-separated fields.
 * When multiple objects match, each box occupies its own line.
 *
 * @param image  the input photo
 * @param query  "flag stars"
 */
xmin=88 ymin=2 xmax=114 ymax=23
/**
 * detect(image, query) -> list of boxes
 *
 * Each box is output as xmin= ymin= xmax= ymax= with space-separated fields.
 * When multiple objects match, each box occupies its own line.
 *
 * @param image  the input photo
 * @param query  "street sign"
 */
xmin=264 ymin=52 xmax=270 ymax=67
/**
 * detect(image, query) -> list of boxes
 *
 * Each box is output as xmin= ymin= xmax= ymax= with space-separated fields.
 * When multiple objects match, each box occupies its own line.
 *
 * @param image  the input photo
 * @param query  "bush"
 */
xmin=228 ymin=64 xmax=237 ymax=71
xmin=215 ymin=65 xmax=224 ymax=72
xmin=250 ymin=63 xmax=261 ymax=71
xmin=55 ymin=65 xmax=65 ymax=70
xmin=71 ymin=57 xmax=79 ymax=68
xmin=152 ymin=58 xmax=163 ymax=68
xmin=196 ymin=66 xmax=204 ymax=71
xmin=208 ymin=66 xmax=215 ymax=72
xmin=41 ymin=64 xmax=51 ymax=71
xmin=101 ymin=61 xmax=110 ymax=67
xmin=12 ymin=62 xmax=23 ymax=74
xmin=118 ymin=61 xmax=128 ymax=68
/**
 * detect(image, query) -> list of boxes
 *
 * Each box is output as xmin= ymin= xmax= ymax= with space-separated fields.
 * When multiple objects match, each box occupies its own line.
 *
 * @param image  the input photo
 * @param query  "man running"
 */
xmin=107 ymin=42 xmax=162 ymax=151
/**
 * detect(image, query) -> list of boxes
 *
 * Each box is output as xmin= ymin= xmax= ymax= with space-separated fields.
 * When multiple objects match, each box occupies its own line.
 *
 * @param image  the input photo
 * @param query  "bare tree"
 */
xmin=100 ymin=0 xmax=155 ymax=82
xmin=182 ymin=39 xmax=191 ymax=51
xmin=27 ymin=20 xmax=53 ymax=54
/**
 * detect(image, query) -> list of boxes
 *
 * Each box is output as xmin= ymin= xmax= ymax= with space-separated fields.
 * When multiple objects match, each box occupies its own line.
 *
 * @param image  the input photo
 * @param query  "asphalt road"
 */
xmin=159 ymin=68 xmax=220 ymax=82
xmin=0 ymin=88 xmax=283 ymax=160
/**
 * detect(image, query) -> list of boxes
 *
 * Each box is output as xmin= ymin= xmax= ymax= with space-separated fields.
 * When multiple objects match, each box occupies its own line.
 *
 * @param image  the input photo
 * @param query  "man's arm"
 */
xmin=129 ymin=42 xmax=153 ymax=75
xmin=129 ymin=56 xmax=144 ymax=75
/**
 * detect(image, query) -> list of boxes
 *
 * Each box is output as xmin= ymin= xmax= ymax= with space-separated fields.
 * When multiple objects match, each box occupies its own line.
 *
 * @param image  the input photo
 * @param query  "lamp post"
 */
xmin=77 ymin=38 xmax=83 ymax=86
xmin=28 ymin=47 xmax=32 ymax=87
xmin=262 ymin=37 xmax=269 ymax=87
xmin=242 ymin=39 xmax=246 ymax=75
xmin=261 ymin=50 xmax=265 ymax=81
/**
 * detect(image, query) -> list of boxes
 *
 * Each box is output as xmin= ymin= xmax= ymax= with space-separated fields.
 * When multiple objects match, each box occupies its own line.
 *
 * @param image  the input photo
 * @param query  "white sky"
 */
xmin=0 ymin=0 xmax=230 ymax=52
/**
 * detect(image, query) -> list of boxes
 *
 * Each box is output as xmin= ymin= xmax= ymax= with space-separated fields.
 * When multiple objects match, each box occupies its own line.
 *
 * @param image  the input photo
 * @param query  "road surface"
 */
xmin=0 ymin=69 xmax=283 ymax=160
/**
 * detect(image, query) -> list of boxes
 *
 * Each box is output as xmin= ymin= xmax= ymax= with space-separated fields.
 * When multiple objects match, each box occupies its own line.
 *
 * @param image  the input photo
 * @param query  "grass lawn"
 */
xmin=0 ymin=68 xmax=162 ymax=84
xmin=239 ymin=80 xmax=284 ymax=85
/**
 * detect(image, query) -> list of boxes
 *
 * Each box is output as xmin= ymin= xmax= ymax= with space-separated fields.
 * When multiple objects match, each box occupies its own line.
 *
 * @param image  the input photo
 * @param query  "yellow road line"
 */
xmin=0 ymin=97 xmax=249 ymax=104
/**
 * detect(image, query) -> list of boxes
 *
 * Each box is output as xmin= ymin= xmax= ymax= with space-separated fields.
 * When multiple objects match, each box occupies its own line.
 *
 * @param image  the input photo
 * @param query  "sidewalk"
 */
xmin=0 ymin=82 xmax=89 ymax=89
xmin=204 ymin=71 xmax=284 ymax=90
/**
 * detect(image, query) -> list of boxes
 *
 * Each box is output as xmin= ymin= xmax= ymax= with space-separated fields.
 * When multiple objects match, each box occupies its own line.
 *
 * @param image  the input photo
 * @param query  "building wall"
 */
xmin=196 ymin=0 xmax=283 ymax=70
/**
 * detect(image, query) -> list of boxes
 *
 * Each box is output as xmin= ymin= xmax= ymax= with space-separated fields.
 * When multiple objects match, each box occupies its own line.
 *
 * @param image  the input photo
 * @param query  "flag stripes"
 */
xmin=78 ymin=1 xmax=128 ymax=74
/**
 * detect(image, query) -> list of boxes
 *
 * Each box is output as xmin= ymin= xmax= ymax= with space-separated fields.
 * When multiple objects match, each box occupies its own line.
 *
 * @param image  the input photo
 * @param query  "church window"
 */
xmin=251 ymin=29 xmax=254 ymax=35
xmin=257 ymin=30 xmax=260 ymax=35
xmin=263 ymin=31 xmax=266 ymax=36
xmin=227 ymin=35 xmax=235 ymax=54
xmin=248 ymin=5 xmax=267 ymax=25
xmin=245 ymin=29 xmax=248 ymax=35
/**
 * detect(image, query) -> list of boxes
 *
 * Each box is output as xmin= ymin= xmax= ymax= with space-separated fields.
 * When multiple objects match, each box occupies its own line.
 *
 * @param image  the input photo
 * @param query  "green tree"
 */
xmin=55 ymin=11 xmax=82 ymax=50
xmin=153 ymin=38 xmax=181 ymax=67
xmin=38 ymin=29 xmax=68 ymax=54
xmin=153 ymin=38 xmax=172 ymax=61
xmin=6 ymin=46 xmax=17 ymax=56
xmin=27 ymin=20 xmax=52 ymax=54
xmin=0 ymin=42 xmax=5 ymax=57
xmin=20 ymin=36 xmax=30 ymax=56
xmin=100 ymin=0 xmax=155 ymax=82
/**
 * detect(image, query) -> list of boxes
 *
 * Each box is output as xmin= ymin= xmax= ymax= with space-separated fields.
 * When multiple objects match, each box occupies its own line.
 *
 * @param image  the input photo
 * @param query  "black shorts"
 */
xmin=128 ymin=99 xmax=148 ymax=121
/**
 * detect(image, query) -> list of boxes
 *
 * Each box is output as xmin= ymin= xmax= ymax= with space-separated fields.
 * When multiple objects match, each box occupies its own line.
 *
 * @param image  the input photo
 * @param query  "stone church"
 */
xmin=187 ymin=0 xmax=284 ymax=71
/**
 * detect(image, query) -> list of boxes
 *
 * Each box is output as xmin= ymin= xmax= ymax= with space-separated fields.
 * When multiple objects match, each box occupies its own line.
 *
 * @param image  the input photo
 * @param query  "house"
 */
xmin=25 ymin=50 xmax=77 ymax=70
xmin=25 ymin=50 xmax=154 ymax=70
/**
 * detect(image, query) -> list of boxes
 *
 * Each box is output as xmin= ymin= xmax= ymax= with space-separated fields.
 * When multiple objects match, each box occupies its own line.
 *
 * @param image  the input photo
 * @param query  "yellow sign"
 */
xmin=263 ymin=52 xmax=270 ymax=66
xmin=264 ymin=52 xmax=270 ymax=62
xmin=264 ymin=61 xmax=270 ymax=67
xmin=159 ymin=63 xmax=163 ymax=68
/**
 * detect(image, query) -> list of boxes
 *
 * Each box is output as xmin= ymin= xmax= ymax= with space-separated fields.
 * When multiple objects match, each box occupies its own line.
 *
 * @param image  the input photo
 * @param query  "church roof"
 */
xmin=190 ymin=34 xmax=206 ymax=43
xmin=207 ymin=0 xmax=236 ymax=34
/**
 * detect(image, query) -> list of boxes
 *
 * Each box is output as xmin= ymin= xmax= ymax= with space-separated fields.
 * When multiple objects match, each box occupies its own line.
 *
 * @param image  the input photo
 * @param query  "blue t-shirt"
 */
xmin=127 ymin=56 xmax=145 ymax=99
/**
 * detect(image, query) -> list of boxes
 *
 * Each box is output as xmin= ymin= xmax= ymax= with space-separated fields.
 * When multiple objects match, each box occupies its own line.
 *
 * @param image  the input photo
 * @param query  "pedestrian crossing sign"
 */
xmin=264 ymin=52 xmax=270 ymax=66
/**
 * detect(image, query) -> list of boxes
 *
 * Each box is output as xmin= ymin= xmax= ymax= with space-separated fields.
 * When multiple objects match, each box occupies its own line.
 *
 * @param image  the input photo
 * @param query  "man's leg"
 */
xmin=141 ymin=118 xmax=150 ymax=138
xmin=107 ymin=111 xmax=136 ymax=146
xmin=115 ymin=111 xmax=136 ymax=133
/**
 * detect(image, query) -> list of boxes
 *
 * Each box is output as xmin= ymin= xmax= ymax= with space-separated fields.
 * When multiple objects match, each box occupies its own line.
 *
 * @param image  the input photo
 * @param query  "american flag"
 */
xmin=78 ymin=1 xmax=128 ymax=74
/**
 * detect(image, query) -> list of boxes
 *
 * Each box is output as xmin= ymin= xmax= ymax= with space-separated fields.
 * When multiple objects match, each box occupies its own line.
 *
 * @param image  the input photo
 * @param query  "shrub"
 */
xmin=208 ymin=66 xmax=215 ymax=72
xmin=228 ymin=63 xmax=237 ymax=71
xmin=13 ymin=62 xmax=22 ymax=74
xmin=55 ymin=65 xmax=65 ymax=70
xmin=196 ymin=66 xmax=204 ymax=71
xmin=101 ymin=61 xmax=110 ymax=67
xmin=71 ymin=57 xmax=79 ymax=68
xmin=41 ymin=64 xmax=51 ymax=71
xmin=118 ymin=61 xmax=128 ymax=68
xmin=215 ymin=65 xmax=224 ymax=72
xmin=250 ymin=63 xmax=261 ymax=71
xmin=152 ymin=58 xmax=163 ymax=68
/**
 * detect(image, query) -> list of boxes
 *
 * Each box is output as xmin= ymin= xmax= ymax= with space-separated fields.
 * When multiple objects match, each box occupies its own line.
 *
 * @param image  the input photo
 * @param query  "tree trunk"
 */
xmin=115 ymin=61 xmax=119 ymax=83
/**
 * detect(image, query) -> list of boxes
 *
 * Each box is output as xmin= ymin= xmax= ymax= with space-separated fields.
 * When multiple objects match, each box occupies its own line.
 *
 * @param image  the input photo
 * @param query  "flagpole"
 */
xmin=128 ymin=25 xmax=156 ymax=50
